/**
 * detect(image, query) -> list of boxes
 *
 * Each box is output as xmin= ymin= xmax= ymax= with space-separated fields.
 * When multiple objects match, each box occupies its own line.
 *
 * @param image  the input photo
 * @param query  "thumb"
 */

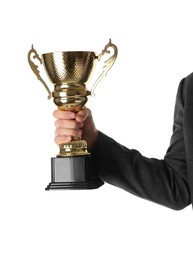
xmin=76 ymin=108 xmax=91 ymax=122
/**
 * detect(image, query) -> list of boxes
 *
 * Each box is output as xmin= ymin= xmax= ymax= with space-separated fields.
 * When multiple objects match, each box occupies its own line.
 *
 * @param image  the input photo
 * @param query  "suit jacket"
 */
xmin=92 ymin=72 xmax=193 ymax=210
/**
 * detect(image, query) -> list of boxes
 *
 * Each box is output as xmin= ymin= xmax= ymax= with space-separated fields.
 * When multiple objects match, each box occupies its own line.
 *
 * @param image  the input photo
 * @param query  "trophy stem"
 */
xmin=58 ymin=139 xmax=90 ymax=157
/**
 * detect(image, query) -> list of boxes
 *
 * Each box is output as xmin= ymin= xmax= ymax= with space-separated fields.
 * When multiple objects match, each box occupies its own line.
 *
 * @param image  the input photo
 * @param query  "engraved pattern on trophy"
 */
xmin=42 ymin=52 xmax=95 ymax=85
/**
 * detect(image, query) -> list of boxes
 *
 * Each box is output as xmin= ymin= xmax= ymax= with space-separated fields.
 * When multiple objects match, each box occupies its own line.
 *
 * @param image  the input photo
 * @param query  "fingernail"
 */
xmin=77 ymin=115 xmax=84 ymax=122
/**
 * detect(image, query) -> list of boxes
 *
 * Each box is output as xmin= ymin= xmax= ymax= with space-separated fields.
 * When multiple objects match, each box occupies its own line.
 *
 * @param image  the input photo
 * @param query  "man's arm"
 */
xmin=92 ymin=131 xmax=190 ymax=210
xmin=53 ymin=79 xmax=191 ymax=210
xmin=91 ymin=79 xmax=190 ymax=210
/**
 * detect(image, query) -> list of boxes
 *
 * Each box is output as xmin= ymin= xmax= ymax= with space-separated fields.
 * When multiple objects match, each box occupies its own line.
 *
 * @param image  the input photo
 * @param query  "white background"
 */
xmin=1 ymin=0 xmax=193 ymax=259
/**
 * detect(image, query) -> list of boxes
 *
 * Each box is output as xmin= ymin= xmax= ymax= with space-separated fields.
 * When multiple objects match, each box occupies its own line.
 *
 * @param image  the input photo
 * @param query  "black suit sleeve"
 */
xmin=92 ymin=79 xmax=191 ymax=210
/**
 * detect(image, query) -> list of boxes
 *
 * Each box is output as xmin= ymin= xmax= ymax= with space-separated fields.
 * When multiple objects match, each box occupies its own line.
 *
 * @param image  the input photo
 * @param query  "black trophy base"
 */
xmin=45 ymin=155 xmax=104 ymax=190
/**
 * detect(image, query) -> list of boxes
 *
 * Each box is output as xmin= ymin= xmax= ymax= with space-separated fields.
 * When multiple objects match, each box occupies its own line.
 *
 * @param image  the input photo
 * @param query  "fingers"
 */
xmin=53 ymin=110 xmax=75 ymax=120
xmin=53 ymin=109 xmax=87 ymax=145
xmin=55 ymin=135 xmax=72 ymax=144
xmin=76 ymin=108 xmax=91 ymax=122
xmin=54 ymin=121 xmax=82 ymax=144
xmin=54 ymin=119 xmax=83 ymax=129
xmin=53 ymin=108 xmax=90 ymax=122
xmin=55 ymin=128 xmax=82 ymax=138
xmin=54 ymin=127 xmax=82 ymax=144
xmin=55 ymin=128 xmax=82 ymax=144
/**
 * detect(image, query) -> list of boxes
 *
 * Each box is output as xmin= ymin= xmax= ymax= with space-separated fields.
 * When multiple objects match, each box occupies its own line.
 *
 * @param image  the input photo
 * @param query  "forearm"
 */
xmin=92 ymin=131 xmax=190 ymax=210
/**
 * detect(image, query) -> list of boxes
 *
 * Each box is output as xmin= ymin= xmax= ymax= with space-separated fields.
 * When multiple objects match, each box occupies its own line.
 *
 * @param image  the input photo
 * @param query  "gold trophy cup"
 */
xmin=28 ymin=39 xmax=118 ymax=190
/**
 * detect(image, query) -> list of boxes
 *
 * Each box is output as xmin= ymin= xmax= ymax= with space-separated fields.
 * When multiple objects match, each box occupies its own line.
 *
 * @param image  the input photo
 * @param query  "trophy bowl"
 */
xmin=42 ymin=51 xmax=97 ymax=111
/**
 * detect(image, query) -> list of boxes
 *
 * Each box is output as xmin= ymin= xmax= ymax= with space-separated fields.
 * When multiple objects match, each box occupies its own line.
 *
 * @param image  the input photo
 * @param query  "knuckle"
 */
xmin=55 ymin=119 xmax=67 ymax=128
xmin=55 ymin=136 xmax=66 ymax=145
xmin=55 ymin=128 xmax=63 ymax=136
xmin=54 ymin=136 xmax=60 ymax=144
xmin=58 ymin=120 xmax=63 ymax=128
xmin=55 ymin=129 xmax=59 ymax=136
xmin=53 ymin=110 xmax=59 ymax=118
xmin=54 ymin=120 xmax=59 ymax=128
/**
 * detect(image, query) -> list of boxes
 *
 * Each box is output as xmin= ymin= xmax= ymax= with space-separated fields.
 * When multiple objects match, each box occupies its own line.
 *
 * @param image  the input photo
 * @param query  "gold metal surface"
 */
xmin=92 ymin=39 xmax=118 ymax=94
xmin=58 ymin=139 xmax=90 ymax=157
xmin=28 ymin=39 xmax=118 ymax=157
xmin=28 ymin=45 xmax=52 ymax=99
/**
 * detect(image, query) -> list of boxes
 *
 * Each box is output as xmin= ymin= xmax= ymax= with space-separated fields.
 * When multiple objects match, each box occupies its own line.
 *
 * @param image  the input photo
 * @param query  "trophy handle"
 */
xmin=28 ymin=45 xmax=52 ymax=99
xmin=91 ymin=39 xmax=118 ymax=95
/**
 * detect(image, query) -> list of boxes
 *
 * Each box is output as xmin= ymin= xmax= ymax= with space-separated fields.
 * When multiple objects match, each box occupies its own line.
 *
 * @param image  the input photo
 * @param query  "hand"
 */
xmin=53 ymin=108 xmax=98 ymax=151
